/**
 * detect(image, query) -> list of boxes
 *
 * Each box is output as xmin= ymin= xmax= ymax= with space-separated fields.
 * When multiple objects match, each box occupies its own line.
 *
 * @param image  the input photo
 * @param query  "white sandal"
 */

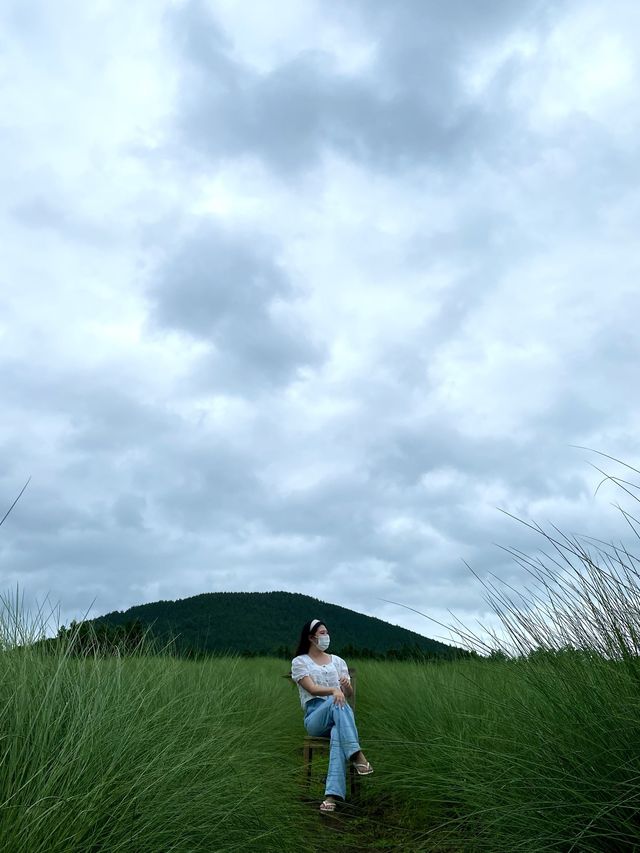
xmin=320 ymin=798 xmax=337 ymax=812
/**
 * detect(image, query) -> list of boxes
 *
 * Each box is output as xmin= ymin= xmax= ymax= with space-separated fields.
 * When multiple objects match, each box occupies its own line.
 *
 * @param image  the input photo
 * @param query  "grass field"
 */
xmin=2 ymin=640 xmax=640 ymax=852
xmin=3 ymin=479 xmax=640 ymax=851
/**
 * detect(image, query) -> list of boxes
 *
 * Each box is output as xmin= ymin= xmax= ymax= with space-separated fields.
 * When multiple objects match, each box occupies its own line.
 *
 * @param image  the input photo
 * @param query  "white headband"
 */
xmin=309 ymin=618 xmax=321 ymax=631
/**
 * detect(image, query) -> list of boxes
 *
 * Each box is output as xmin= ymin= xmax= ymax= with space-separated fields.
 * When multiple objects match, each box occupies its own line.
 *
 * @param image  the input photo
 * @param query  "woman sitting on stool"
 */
xmin=291 ymin=618 xmax=374 ymax=813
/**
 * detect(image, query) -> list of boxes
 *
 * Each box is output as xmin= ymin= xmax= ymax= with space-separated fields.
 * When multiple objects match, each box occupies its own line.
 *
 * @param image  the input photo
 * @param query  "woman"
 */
xmin=291 ymin=618 xmax=374 ymax=813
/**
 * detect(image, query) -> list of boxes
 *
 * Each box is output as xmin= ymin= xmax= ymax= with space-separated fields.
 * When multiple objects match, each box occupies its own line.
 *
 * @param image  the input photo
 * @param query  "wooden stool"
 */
xmin=285 ymin=667 xmax=358 ymax=797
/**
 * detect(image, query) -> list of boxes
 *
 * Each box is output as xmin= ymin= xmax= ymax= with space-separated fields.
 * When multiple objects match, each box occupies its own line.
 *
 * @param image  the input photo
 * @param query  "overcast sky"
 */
xmin=2 ymin=0 xmax=640 ymax=648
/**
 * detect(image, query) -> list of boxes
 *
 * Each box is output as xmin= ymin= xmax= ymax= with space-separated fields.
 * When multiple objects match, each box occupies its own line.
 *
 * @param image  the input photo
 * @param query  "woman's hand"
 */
xmin=332 ymin=687 xmax=347 ymax=707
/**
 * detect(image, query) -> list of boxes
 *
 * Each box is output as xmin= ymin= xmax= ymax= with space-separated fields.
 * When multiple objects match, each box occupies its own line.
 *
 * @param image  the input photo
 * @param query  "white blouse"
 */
xmin=290 ymin=653 xmax=351 ymax=710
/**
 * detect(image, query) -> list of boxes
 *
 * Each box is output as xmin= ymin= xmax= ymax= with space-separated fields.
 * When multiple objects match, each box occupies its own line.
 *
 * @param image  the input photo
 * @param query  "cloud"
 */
xmin=9 ymin=194 xmax=120 ymax=248
xmin=1 ymin=0 xmax=640 ymax=648
xmin=165 ymin=0 xmax=566 ymax=176
xmin=147 ymin=219 xmax=325 ymax=390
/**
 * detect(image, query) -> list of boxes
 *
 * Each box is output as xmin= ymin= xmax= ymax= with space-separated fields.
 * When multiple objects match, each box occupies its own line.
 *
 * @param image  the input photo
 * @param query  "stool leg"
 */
xmin=304 ymin=745 xmax=313 ymax=787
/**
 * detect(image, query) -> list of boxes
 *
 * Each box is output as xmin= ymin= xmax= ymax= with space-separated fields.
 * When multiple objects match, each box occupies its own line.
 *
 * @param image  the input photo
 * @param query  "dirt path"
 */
xmin=300 ymin=790 xmax=460 ymax=852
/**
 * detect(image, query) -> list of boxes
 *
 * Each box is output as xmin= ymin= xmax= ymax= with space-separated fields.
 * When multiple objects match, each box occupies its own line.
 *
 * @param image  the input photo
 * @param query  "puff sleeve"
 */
xmin=291 ymin=656 xmax=311 ymax=683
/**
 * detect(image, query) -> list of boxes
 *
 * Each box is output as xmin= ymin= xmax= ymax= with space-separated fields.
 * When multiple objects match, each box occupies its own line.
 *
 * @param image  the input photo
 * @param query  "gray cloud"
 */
xmin=166 ymin=0 xmax=563 ymax=176
xmin=147 ymin=221 xmax=324 ymax=391
xmin=10 ymin=194 xmax=119 ymax=247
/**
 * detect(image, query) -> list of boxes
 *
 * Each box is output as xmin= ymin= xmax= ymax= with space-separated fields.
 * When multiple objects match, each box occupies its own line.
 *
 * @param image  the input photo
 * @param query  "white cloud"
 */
xmin=209 ymin=0 xmax=375 ymax=75
xmin=512 ymin=2 xmax=640 ymax=141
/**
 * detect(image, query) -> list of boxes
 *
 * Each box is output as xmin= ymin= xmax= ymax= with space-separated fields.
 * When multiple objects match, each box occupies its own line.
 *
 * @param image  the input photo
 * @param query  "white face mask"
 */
xmin=314 ymin=634 xmax=330 ymax=651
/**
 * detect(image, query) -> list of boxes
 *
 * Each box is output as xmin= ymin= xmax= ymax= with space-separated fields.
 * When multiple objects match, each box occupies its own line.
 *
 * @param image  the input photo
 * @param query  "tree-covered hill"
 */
xmin=93 ymin=590 xmax=467 ymax=660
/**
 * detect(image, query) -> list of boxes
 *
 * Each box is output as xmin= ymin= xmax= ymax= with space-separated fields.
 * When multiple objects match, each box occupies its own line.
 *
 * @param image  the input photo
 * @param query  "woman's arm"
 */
xmin=298 ymin=675 xmax=339 ymax=697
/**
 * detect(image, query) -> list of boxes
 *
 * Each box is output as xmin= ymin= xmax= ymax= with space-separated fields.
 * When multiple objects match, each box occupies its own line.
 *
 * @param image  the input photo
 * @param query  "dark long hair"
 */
xmin=294 ymin=619 xmax=328 ymax=657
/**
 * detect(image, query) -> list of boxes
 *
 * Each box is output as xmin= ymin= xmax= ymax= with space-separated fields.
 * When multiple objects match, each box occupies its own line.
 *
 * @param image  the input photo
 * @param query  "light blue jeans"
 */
xmin=303 ymin=695 xmax=362 ymax=800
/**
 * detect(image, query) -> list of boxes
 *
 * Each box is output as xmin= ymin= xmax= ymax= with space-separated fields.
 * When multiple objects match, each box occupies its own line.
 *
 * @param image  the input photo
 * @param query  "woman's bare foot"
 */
xmin=350 ymin=750 xmax=368 ymax=765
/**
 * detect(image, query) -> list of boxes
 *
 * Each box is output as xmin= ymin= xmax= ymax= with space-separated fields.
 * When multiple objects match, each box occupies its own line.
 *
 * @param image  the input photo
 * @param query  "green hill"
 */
xmin=93 ymin=590 xmax=466 ymax=660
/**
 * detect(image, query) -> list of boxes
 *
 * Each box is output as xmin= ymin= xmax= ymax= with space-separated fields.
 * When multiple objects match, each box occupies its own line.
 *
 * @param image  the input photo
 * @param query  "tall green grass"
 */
xmin=358 ymin=459 xmax=640 ymax=851
xmin=5 ymin=598 xmax=640 ymax=851
xmin=0 ymin=592 xmax=339 ymax=852
xmin=354 ymin=652 xmax=640 ymax=851
xmin=5 ymin=458 xmax=640 ymax=851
